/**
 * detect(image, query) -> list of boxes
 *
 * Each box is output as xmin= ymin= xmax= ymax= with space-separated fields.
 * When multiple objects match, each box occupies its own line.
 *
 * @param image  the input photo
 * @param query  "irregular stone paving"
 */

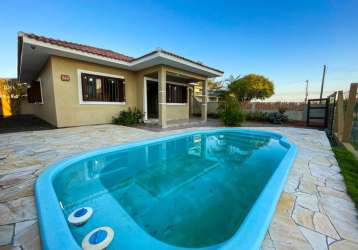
xmin=0 ymin=125 xmax=357 ymax=250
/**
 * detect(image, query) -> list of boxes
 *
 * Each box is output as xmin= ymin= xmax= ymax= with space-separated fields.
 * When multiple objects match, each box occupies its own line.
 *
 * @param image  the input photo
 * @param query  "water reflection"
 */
xmin=54 ymin=131 xmax=286 ymax=248
xmin=55 ymin=132 xmax=271 ymax=209
xmin=204 ymin=132 xmax=270 ymax=165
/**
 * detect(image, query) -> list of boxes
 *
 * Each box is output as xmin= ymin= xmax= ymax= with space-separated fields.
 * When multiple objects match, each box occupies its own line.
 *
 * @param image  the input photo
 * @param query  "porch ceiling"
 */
xmin=144 ymin=71 xmax=203 ymax=84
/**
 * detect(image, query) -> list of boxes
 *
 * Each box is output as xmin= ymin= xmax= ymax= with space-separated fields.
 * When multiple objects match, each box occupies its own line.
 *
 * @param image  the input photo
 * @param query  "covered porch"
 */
xmin=140 ymin=66 xmax=209 ymax=128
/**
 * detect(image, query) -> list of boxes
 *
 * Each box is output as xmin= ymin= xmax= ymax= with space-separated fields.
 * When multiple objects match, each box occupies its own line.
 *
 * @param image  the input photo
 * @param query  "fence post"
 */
xmin=306 ymin=100 xmax=311 ymax=126
xmin=251 ymin=102 xmax=256 ymax=112
xmin=335 ymin=91 xmax=344 ymax=140
xmin=342 ymin=83 xmax=358 ymax=142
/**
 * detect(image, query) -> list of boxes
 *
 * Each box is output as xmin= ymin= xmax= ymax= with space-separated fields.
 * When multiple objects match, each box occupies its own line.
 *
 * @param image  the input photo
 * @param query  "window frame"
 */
xmin=28 ymin=78 xmax=44 ymax=104
xmin=77 ymin=69 xmax=126 ymax=105
xmin=166 ymin=81 xmax=188 ymax=105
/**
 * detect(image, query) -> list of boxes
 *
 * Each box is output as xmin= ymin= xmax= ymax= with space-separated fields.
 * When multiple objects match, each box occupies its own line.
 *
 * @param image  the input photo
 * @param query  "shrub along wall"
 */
xmin=193 ymin=99 xmax=307 ymax=122
xmin=242 ymin=102 xmax=306 ymax=121
xmin=241 ymin=102 xmax=305 ymax=111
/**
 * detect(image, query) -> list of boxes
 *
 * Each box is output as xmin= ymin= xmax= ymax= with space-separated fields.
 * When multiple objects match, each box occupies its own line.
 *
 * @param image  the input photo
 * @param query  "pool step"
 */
xmin=134 ymin=155 xmax=218 ymax=198
xmin=143 ymin=162 xmax=220 ymax=199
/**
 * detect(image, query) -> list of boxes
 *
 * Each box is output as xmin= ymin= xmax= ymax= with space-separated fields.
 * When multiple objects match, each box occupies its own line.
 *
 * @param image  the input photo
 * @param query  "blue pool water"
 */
xmin=46 ymin=130 xmax=291 ymax=250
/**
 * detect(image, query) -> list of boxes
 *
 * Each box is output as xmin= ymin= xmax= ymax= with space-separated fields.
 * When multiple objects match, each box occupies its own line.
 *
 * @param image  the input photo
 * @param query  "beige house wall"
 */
xmin=50 ymin=56 xmax=138 ymax=127
xmin=166 ymin=104 xmax=189 ymax=121
xmin=31 ymin=59 xmax=58 ymax=126
xmin=19 ymin=100 xmax=34 ymax=115
xmin=29 ymin=57 xmax=209 ymax=127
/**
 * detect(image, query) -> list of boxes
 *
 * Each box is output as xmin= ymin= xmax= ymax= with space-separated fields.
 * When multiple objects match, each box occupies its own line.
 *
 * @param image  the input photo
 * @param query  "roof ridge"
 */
xmin=22 ymin=32 xmax=134 ymax=61
xmin=158 ymin=49 xmax=224 ymax=73
xmin=19 ymin=32 xmax=223 ymax=74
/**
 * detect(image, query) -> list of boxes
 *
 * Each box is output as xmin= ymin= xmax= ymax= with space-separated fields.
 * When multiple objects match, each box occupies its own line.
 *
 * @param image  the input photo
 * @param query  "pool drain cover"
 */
xmin=82 ymin=226 xmax=114 ymax=250
xmin=68 ymin=207 xmax=93 ymax=226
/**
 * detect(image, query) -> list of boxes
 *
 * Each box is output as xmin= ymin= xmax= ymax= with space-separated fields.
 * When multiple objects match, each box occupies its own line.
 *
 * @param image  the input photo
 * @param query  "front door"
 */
xmin=146 ymin=80 xmax=159 ymax=119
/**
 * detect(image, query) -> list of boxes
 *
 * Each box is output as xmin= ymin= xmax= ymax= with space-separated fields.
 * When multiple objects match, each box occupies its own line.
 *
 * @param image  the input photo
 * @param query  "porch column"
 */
xmin=201 ymin=79 xmax=208 ymax=122
xmin=158 ymin=66 xmax=167 ymax=128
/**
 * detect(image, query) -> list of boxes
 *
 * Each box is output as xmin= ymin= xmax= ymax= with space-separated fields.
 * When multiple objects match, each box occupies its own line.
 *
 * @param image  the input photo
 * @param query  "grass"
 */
xmin=352 ymin=140 xmax=358 ymax=150
xmin=332 ymin=146 xmax=358 ymax=209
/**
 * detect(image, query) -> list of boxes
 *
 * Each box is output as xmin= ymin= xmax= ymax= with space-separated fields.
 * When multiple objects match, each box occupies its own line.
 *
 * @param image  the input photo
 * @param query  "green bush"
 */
xmin=112 ymin=108 xmax=143 ymax=126
xmin=246 ymin=111 xmax=268 ymax=122
xmin=267 ymin=108 xmax=288 ymax=124
xmin=217 ymin=94 xmax=245 ymax=126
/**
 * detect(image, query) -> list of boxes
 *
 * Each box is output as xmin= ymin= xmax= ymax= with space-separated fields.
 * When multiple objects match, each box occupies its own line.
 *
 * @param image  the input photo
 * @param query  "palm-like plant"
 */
xmin=4 ymin=79 xmax=28 ymax=115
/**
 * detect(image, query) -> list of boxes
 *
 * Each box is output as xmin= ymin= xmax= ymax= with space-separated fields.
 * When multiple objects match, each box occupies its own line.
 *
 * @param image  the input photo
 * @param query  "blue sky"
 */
xmin=1 ymin=0 xmax=357 ymax=101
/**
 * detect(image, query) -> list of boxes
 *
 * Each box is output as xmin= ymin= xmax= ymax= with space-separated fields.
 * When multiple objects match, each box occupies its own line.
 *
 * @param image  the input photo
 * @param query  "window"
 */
xmin=81 ymin=73 xmax=125 ymax=103
xmin=27 ymin=80 xmax=43 ymax=103
xmin=166 ymin=84 xmax=187 ymax=103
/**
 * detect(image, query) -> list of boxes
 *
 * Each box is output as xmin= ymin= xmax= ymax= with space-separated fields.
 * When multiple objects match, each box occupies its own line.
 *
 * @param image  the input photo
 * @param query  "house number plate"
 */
xmin=61 ymin=75 xmax=70 ymax=81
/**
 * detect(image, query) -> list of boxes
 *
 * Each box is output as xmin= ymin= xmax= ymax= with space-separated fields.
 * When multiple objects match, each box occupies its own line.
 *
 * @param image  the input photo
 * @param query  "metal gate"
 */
xmin=326 ymin=92 xmax=337 ymax=136
xmin=306 ymin=92 xmax=336 ymax=134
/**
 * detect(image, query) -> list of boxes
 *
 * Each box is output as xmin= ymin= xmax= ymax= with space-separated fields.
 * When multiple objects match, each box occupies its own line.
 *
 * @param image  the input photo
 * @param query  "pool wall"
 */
xmin=35 ymin=128 xmax=297 ymax=250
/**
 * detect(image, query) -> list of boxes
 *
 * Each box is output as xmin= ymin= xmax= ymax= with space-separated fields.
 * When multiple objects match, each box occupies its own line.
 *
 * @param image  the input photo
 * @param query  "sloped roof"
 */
xmin=18 ymin=32 xmax=224 ymax=81
xmin=24 ymin=33 xmax=134 ymax=62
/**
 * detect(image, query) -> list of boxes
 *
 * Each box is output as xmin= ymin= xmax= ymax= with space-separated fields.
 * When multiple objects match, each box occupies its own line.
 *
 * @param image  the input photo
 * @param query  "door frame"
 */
xmin=143 ymin=77 xmax=159 ymax=121
xmin=143 ymin=77 xmax=190 ymax=120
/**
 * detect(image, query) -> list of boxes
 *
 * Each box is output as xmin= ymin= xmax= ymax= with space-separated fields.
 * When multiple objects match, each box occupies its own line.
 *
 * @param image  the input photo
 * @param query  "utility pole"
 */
xmin=304 ymin=80 xmax=309 ymax=103
xmin=319 ymin=65 xmax=327 ymax=101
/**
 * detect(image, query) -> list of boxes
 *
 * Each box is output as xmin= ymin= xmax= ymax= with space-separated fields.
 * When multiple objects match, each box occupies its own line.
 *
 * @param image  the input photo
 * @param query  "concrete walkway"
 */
xmin=0 ymin=125 xmax=357 ymax=250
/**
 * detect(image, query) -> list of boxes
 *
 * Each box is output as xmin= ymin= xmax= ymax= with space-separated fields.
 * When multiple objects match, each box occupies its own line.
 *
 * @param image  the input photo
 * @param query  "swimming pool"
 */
xmin=35 ymin=128 xmax=296 ymax=250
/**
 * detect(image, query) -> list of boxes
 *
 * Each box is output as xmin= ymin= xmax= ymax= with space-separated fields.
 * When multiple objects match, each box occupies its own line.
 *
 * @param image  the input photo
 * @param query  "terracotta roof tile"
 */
xmin=21 ymin=32 xmax=223 ymax=74
xmin=24 ymin=33 xmax=134 ymax=62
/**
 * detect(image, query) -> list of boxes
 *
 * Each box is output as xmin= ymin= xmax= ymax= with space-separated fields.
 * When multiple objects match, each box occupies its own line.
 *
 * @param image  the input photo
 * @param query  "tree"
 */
xmin=217 ymin=92 xmax=245 ymax=126
xmin=207 ymin=79 xmax=223 ymax=90
xmin=223 ymin=74 xmax=241 ymax=87
xmin=227 ymin=74 xmax=274 ymax=102
xmin=5 ymin=79 xmax=28 ymax=115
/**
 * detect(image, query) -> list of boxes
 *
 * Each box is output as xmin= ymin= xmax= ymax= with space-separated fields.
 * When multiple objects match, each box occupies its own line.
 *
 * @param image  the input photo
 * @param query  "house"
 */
xmin=0 ymin=78 xmax=34 ymax=117
xmin=0 ymin=78 xmax=13 ymax=117
xmin=17 ymin=32 xmax=223 ymax=128
xmin=192 ymin=82 xmax=223 ymax=116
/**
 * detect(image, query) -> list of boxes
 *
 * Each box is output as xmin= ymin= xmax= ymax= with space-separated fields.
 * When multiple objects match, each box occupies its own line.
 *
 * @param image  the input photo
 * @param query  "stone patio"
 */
xmin=0 ymin=125 xmax=357 ymax=250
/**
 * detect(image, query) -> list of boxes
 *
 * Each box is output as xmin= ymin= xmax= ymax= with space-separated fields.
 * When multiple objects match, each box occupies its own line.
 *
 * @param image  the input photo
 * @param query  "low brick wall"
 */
xmin=243 ymin=102 xmax=306 ymax=121
xmin=244 ymin=109 xmax=306 ymax=121
xmin=192 ymin=100 xmax=307 ymax=122
xmin=242 ymin=102 xmax=305 ymax=111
